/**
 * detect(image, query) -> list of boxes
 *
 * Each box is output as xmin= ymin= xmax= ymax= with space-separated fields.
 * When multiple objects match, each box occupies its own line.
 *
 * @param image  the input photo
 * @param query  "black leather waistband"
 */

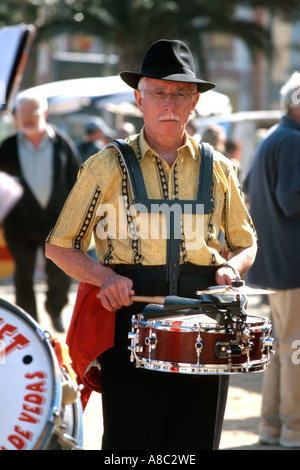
xmin=114 ymin=263 xmax=219 ymax=274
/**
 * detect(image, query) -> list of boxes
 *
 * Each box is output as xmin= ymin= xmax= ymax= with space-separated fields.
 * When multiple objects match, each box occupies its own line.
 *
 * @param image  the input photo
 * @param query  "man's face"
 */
xmin=134 ymin=78 xmax=199 ymax=142
xmin=15 ymin=102 xmax=47 ymax=137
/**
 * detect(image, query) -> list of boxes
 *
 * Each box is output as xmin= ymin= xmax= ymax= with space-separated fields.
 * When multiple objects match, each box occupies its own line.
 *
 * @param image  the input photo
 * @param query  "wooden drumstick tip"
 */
xmin=96 ymin=292 xmax=165 ymax=305
xmin=131 ymin=295 xmax=165 ymax=304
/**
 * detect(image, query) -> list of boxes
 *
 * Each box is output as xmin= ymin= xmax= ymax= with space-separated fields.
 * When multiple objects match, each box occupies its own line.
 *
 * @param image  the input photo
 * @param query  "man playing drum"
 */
xmin=46 ymin=39 xmax=257 ymax=450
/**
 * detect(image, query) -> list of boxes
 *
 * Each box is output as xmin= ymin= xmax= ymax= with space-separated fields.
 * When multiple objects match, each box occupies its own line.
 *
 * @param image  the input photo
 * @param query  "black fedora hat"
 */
xmin=120 ymin=39 xmax=216 ymax=93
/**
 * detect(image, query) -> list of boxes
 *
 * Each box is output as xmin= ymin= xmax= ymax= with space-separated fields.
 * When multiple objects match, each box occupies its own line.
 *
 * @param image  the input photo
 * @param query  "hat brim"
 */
xmin=120 ymin=71 xmax=216 ymax=93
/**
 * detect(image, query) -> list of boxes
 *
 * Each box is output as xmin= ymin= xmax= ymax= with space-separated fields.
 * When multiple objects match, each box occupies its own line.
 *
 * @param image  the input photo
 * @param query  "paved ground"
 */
xmin=0 ymin=279 xmax=288 ymax=451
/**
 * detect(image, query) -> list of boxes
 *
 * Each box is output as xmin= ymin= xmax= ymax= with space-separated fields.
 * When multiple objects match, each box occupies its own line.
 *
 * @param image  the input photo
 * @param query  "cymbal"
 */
xmin=197 ymin=285 xmax=275 ymax=296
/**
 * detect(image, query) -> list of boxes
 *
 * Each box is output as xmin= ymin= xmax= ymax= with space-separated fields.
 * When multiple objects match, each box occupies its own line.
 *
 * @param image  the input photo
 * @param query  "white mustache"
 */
xmin=158 ymin=114 xmax=180 ymax=122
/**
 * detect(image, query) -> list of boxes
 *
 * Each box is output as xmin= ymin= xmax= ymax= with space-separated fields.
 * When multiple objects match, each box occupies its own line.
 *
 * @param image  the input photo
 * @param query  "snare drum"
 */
xmin=0 ymin=298 xmax=83 ymax=450
xmin=129 ymin=313 xmax=273 ymax=374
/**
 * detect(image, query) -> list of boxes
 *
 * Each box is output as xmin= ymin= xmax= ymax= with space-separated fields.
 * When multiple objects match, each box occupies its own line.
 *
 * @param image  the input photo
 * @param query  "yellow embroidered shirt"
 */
xmin=47 ymin=129 xmax=256 ymax=267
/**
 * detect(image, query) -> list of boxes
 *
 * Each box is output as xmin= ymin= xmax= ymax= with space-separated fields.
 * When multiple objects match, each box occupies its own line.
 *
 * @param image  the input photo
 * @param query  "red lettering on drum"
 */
xmin=1 ymin=369 xmax=48 ymax=449
xmin=19 ymin=374 xmax=47 ymax=423
xmin=14 ymin=425 xmax=33 ymax=441
xmin=19 ymin=411 xmax=40 ymax=424
xmin=1 ymin=425 xmax=34 ymax=450
xmin=0 ymin=320 xmax=16 ymax=338
xmin=5 ymin=334 xmax=30 ymax=355
xmin=0 ymin=319 xmax=30 ymax=358
xmin=23 ymin=404 xmax=42 ymax=417
xmin=24 ymin=393 xmax=45 ymax=406
xmin=7 ymin=434 xmax=26 ymax=450
xmin=25 ymin=371 xmax=47 ymax=380
xmin=23 ymin=403 xmax=42 ymax=415
xmin=26 ymin=380 xmax=47 ymax=393
xmin=0 ymin=342 xmax=47 ymax=450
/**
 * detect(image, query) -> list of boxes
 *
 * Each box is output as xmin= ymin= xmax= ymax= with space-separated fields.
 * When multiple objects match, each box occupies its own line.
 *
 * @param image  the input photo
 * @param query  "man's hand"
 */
xmin=215 ymin=265 xmax=239 ymax=286
xmin=97 ymin=271 xmax=135 ymax=311
xmin=215 ymin=244 xmax=257 ymax=286
xmin=45 ymin=243 xmax=135 ymax=311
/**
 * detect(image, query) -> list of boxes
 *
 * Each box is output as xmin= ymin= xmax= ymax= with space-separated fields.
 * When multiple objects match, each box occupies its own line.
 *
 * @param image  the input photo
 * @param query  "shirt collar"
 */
xmin=182 ymin=132 xmax=198 ymax=161
xmin=138 ymin=127 xmax=198 ymax=162
xmin=18 ymin=124 xmax=55 ymax=143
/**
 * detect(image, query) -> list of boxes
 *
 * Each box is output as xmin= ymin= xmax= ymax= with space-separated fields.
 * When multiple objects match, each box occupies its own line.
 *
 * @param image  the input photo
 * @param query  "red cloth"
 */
xmin=66 ymin=281 xmax=115 ymax=410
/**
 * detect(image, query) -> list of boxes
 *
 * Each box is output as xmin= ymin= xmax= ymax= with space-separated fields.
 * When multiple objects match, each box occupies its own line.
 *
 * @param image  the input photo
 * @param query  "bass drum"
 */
xmin=0 ymin=298 xmax=83 ymax=450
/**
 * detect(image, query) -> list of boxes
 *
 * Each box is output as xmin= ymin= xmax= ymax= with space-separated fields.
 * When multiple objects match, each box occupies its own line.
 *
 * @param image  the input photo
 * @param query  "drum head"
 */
xmin=0 ymin=299 xmax=61 ymax=450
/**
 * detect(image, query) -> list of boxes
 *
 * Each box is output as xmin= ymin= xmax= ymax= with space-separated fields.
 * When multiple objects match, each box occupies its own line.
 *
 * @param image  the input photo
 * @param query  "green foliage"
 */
xmin=0 ymin=0 xmax=299 ymax=77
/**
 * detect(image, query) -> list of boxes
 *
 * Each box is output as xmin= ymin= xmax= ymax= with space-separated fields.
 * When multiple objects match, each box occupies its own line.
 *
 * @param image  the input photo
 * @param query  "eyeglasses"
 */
xmin=139 ymin=89 xmax=197 ymax=103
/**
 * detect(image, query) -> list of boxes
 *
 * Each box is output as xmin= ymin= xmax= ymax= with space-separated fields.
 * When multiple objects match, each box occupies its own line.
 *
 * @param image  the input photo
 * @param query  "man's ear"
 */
xmin=134 ymin=89 xmax=143 ymax=112
xmin=191 ymin=92 xmax=200 ymax=114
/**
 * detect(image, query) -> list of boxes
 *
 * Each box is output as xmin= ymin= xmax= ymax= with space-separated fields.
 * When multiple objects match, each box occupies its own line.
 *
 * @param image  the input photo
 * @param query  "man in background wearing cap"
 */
xmin=244 ymin=72 xmax=300 ymax=448
xmin=46 ymin=39 xmax=257 ymax=450
xmin=76 ymin=117 xmax=116 ymax=162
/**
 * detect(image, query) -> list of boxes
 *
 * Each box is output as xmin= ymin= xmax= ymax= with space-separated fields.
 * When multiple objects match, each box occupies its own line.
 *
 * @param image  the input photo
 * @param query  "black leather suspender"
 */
xmin=106 ymin=139 xmax=214 ymax=295
xmin=107 ymin=139 xmax=214 ymax=213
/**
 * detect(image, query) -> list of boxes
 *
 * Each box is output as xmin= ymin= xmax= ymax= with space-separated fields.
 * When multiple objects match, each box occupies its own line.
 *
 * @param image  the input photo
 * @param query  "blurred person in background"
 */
xmin=201 ymin=124 xmax=226 ymax=154
xmin=0 ymin=94 xmax=81 ymax=332
xmin=76 ymin=117 xmax=105 ymax=162
xmin=77 ymin=117 xmax=116 ymax=162
xmin=76 ymin=118 xmax=105 ymax=162
xmin=99 ymin=120 xmax=117 ymax=147
xmin=225 ymin=139 xmax=243 ymax=183
xmin=117 ymin=121 xmax=136 ymax=139
xmin=244 ymin=72 xmax=300 ymax=448
xmin=186 ymin=118 xmax=201 ymax=142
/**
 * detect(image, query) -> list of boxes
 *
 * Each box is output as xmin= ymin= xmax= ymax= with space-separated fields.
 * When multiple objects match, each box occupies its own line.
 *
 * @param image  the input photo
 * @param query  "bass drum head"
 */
xmin=0 ymin=298 xmax=61 ymax=450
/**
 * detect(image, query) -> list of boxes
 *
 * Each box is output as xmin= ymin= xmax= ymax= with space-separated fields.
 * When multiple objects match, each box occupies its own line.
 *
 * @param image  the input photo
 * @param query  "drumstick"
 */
xmin=131 ymin=295 xmax=166 ymax=304
xmin=96 ymin=292 xmax=165 ymax=304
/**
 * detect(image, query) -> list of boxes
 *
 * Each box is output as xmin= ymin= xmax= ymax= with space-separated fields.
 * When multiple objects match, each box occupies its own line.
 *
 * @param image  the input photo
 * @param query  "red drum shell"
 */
xmin=137 ymin=328 xmax=263 ymax=365
xmin=130 ymin=314 xmax=273 ymax=374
